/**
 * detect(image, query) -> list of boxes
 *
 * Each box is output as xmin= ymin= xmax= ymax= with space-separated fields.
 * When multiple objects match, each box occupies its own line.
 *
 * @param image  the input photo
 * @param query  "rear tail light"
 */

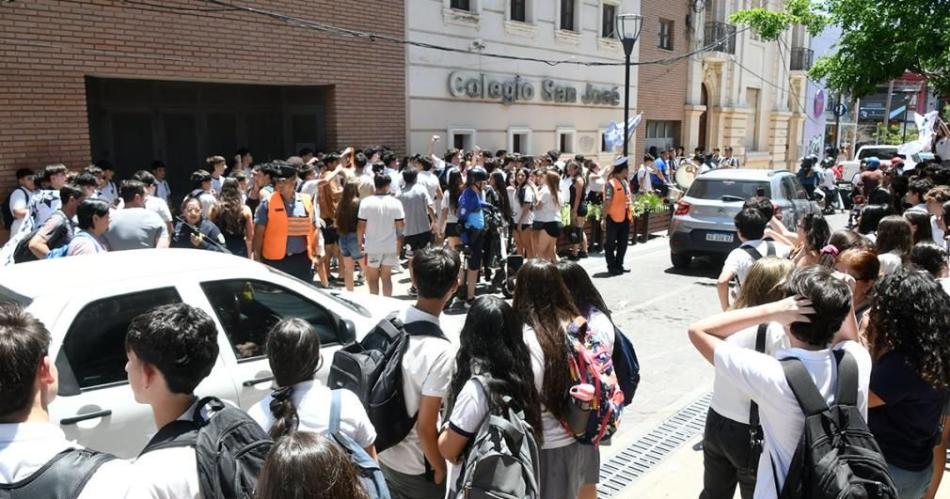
xmin=674 ymin=200 xmax=690 ymax=216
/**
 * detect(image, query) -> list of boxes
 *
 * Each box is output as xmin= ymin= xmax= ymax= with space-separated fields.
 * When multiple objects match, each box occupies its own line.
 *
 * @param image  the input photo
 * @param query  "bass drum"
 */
xmin=675 ymin=162 xmax=699 ymax=190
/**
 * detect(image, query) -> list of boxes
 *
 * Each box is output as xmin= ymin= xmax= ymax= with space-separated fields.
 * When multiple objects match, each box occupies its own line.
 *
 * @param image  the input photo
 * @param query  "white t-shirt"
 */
xmin=722 ymin=239 xmax=791 ymax=286
xmin=441 ymin=193 xmax=459 ymax=224
xmin=145 ymin=195 xmax=172 ymax=224
xmin=559 ymin=176 xmax=572 ymax=205
xmin=636 ymin=165 xmax=654 ymax=193
xmin=714 ymin=340 xmax=872 ymax=499
xmin=211 ymin=176 xmax=224 ymax=195
xmin=378 ymin=306 xmax=457 ymax=476
xmin=588 ymin=174 xmax=606 ymax=193
xmin=155 ymin=180 xmax=171 ymax=203
xmin=248 ymin=380 xmax=376 ymax=449
xmin=357 ymin=194 xmax=405 ymax=255
xmin=300 ymin=179 xmax=320 ymax=201
xmin=446 ymin=378 xmax=490 ymax=493
xmin=710 ymin=322 xmax=789 ymax=424
xmin=418 ymin=170 xmax=441 ymax=201
xmin=128 ymin=399 xmax=212 ymax=499
xmin=533 ymin=186 xmax=561 ymax=223
xmin=507 ymin=187 xmax=522 ymax=222
xmin=7 ymin=187 xmax=32 ymax=235
xmin=523 ymin=326 xmax=575 ymax=450
xmin=0 ymin=422 xmax=131 ymax=499
xmin=939 ymin=277 xmax=950 ymax=297
xmin=877 ymin=250 xmax=903 ymax=276
xmin=98 ymin=181 xmax=118 ymax=205
xmin=819 ymin=167 xmax=836 ymax=190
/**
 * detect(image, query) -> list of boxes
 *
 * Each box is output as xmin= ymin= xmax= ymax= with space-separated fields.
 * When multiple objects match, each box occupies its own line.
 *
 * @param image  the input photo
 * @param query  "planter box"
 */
xmin=634 ymin=210 xmax=672 ymax=243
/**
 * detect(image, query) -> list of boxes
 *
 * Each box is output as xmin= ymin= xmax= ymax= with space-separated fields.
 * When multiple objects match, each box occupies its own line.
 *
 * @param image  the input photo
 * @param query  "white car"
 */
xmin=838 ymin=145 xmax=899 ymax=181
xmin=0 ymin=249 xmax=417 ymax=458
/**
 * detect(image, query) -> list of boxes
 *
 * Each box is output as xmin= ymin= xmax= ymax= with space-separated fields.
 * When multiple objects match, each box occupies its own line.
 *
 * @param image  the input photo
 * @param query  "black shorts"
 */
xmin=463 ymin=230 xmax=485 ymax=270
xmin=404 ymin=231 xmax=432 ymax=252
xmin=445 ymin=222 xmax=460 ymax=238
xmin=533 ymin=221 xmax=563 ymax=238
xmin=576 ymin=203 xmax=589 ymax=218
xmin=321 ymin=223 xmax=339 ymax=245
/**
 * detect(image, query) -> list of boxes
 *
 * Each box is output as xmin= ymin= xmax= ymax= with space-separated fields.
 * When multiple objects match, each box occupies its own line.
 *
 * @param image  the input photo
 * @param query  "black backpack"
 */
xmin=140 ymin=396 xmax=273 ymax=499
xmin=0 ymin=448 xmax=114 ymax=499
xmin=2 ymin=187 xmax=26 ymax=230
xmin=611 ymin=324 xmax=641 ymax=405
xmin=731 ymin=241 xmax=776 ymax=290
xmin=327 ymin=313 xmax=447 ymax=453
xmin=773 ymin=350 xmax=898 ymax=499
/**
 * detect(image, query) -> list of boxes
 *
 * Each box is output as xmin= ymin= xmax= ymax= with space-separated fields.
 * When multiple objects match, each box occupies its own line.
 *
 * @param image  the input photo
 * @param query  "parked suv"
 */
xmin=0 ymin=249 xmax=425 ymax=458
xmin=668 ymin=169 xmax=819 ymax=268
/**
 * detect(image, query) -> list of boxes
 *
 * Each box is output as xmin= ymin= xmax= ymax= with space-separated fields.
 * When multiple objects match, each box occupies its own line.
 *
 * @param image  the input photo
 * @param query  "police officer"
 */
xmin=252 ymin=161 xmax=319 ymax=282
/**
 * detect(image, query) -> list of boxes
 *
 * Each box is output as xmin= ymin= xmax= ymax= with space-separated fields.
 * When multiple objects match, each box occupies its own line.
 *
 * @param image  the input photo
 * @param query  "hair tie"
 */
xmin=820 ymin=244 xmax=839 ymax=257
xmin=270 ymin=385 xmax=294 ymax=405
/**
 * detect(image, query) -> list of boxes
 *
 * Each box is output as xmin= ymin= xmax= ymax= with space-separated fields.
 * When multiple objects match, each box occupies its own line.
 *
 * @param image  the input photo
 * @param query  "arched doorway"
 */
xmin=698 ymin=83 xmax=709 ymax=152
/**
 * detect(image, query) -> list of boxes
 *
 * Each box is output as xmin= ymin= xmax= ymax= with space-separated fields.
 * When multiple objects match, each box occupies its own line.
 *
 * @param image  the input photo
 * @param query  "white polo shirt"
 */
xmin=127 ymin=399 xmax=210 ymax=499
xmin=722 ymin=239 xmax=791 ymax=286
xmin=709 ymin=322 xmax=789 ymax=424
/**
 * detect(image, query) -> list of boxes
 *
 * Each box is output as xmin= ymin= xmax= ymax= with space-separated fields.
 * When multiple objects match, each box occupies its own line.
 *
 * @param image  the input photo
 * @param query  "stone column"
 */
xmin=684 ymin=104 xmax=706 ymax=151
xmin=769 ymin=111 xmax=793 ymax=169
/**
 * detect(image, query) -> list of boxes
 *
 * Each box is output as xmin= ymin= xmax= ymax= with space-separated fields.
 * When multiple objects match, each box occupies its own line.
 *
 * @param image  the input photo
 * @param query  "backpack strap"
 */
xmin=748 ymin=324 xmax=768 ymax=430
xmin=741 ymin=245 xmax=764 ymax=261
xmin=403 ymin=320 xmax=447 ymax=340
xmin=765 ymin=241 xmax=776 ymax=257
xmin=779 ymin=357 xmax=830 ymax=416
xmin=833 ymin=350 xmax=859 ymax=407
xmin=329 ymin=390 xmax=342 ymax=434
xmin=0 ymin=449 xmax=114 ymax=499
xmin=139 ymin=397 xmax=225 ymax=456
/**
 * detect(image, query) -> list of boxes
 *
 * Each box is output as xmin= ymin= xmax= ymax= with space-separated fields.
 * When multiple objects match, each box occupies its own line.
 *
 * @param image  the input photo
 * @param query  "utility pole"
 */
xmin=881 ymin=79 xmax=895 ymax=144
xmin=832 ymin=93 xmax=842 ymax=154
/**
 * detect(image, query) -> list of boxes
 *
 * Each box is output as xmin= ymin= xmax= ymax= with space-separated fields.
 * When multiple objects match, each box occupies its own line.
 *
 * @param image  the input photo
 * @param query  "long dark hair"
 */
xmin=875 ymin=215 xmax=913 ymax=258
xmin=857 ymin=204 xmax=894 ymax=235
xmin=800 ymin=212 xmax=831 ymax=253
xmin=256 ymin=431 xmax=369 ymax=499
xmin=447 ymin=169 xmax=464 ymax=212
xmin=335 ymin=179 xmax=361 ymax=235
xmin=265 ymin=319 xmax=322 ymax=440
xmin=903 ymin=210 xmax=934 ymax=245
xmin=867 ymin=269 xmax=950 ymax=390
xmin=447 ymin=296 xmax=542 ymax=441
xmin=212 ymin=177 xmax=245 ymax=234
xmin=489 ymin=170 xmax=512 ymax=220
xmin=512 ymin=259 xmax=578 ymax=421
xmin=555 ymin=261 xmax=610 ymax=318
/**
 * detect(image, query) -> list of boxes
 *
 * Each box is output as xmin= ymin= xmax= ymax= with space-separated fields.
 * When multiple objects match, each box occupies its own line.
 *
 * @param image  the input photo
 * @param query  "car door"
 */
xmin=194 ymin=277 xmax=348 ymax=411
xmin=788 ymin=175 xmax=816 ymax=223
xmin=48 ymin=285 xmax=239 ymax=459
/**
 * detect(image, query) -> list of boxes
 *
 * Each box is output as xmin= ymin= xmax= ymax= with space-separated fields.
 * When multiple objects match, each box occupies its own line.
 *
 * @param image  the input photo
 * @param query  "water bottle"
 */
xmin=566 ymin=384 xmax=595 ymax=436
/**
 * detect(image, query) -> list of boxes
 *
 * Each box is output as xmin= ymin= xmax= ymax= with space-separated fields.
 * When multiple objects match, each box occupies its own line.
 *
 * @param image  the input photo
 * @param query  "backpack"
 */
xmin=0 ymin=448 xmax=114 ymax=499
xmin=747 ymin=324 xmax=768 ymax=459
xmin=12 ymin=212 xmax=71 ymax=264
xmin=563 ymin=318 xmax=625 ymax=445
xmin=452 ymin=376 xmax=541 ymax=499
xmin=326 ymin=390 xmax=391 ymax=499
xmin=46 ymin=232 xmax=100 ymax=259
xmin=140 ymin=396 xmax=273 ymax=499
xmin=772 ymin=350 xmax=898 ymax=499
xmin=2 ymin=187 xmax=26 ymax=230
xmin=327 ymin=312 xmax=448 ymax=452
xmin=611 ymin=324 xmax=641 ymax=405
xmin=731 ymin=241 xmax=776 ymax=291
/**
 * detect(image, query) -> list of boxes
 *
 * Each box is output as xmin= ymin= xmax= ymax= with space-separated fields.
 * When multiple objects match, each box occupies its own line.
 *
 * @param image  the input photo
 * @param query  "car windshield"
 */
xmin=0 ymin=285 xmax=31 ymax=307
xmin=858 ymin=148 xmax=897 ymax=159
xmin=265 ymin=266 xmax=370 ymax=317
xmin=687 ymin=178 xmax=771 ymax=200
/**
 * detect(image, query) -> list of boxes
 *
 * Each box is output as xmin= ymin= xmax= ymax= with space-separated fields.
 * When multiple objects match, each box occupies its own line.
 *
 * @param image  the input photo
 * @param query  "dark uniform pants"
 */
xmin=263 ymin=252 xmax=313 ymax=283
xmin=700 ymin=409 xmax=759 ymax=499
xmin=604 ymin=218 xmax=629 ymax=271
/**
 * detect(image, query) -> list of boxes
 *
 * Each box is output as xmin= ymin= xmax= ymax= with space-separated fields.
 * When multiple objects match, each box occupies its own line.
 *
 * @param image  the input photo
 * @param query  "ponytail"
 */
xmin=264 ymin=318 xmax=322 ymax=440
xmin=268 ymin=385 xmax=298 ymax=439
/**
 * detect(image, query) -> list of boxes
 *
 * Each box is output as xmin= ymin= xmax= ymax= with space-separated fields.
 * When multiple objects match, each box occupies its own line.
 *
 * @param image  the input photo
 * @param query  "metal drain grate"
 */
xmin=597 ymin=392 xmax=712 ymax=497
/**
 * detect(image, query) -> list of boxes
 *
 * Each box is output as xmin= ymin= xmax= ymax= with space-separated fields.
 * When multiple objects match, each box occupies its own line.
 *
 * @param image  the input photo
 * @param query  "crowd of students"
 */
xmin=694 ymin=154 xmax=950 ymax=499
xmin=0 ymin=244 xmax=637 ymax=499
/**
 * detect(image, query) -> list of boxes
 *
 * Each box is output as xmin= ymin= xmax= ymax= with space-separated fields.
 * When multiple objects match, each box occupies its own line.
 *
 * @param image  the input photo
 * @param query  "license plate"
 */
xmin=706 ymin=233 xmax=734 ymax=243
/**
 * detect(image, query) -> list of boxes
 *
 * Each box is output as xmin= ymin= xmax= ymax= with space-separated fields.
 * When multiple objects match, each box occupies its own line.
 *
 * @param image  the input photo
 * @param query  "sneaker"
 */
xmin=392 ymin=262 xmax=404 ymax=274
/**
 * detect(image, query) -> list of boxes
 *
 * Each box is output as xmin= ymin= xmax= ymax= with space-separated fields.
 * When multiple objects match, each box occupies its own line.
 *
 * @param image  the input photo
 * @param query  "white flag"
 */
xmin=604 ymin=113 xmax=643 ymax=150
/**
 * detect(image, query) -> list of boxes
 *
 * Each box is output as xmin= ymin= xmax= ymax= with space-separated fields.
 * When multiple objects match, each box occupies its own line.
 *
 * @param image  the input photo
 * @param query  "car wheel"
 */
xmin=671 ymin=252 xmax=691 ymax=269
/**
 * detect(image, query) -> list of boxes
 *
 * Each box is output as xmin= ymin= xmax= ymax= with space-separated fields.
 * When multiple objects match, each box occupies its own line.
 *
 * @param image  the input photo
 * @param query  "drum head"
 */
xmin=675 ymin=163 xmax=698 ymax=189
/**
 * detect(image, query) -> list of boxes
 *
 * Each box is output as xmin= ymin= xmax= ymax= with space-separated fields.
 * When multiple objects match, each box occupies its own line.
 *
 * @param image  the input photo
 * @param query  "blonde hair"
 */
xmin=732 ymin=257 xmax=794 ymax=309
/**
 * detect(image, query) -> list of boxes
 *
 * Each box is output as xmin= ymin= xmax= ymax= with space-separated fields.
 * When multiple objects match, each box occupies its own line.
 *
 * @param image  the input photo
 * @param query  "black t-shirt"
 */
xmin=868 ymin=351 xmax=949 ymax=471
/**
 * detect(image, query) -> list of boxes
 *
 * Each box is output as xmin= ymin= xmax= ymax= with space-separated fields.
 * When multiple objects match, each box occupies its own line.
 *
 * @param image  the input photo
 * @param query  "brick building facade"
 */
xmin=635 ymin=0 xmax=689 ymax=157
xmin=0 ymin=0 xmax=405 ymax=238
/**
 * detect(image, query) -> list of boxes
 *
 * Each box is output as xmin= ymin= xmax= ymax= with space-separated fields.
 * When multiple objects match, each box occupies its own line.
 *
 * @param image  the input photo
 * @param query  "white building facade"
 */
xmin=406 ymin=0 xmax=641 ymax=161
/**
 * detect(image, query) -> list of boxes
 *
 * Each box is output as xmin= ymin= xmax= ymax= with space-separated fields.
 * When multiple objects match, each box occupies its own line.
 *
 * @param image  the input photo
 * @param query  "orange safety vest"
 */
xmin=606 ymin=177 xmax=631 ymax=223
xmin=262 ymin=191 xmax=316 ymax=261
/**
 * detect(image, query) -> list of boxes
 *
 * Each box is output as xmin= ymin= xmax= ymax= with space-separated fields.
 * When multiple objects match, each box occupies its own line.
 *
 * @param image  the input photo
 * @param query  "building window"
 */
xmin=745 ymin=87 xmax=761 ymax=150
xmin=659 ymin=19 xmax=674 ymax=50
xmin=449 ymin=128 xmax=476 ymax=151
xmin=557 ymin=128 xmax=576 ymax=154
xmin=602 ymin=3 xmax=617 ymax=38
xmin=511 ymin=0 xmax=527 ymax=22
xmin=560 ymin=0 xmax=577 ymax=32
xmin=509 ymin=128 xmax=532 ymax=155
xmin=600 ymin=130 xmax=612 ymax=153
xmin=451 ymin=0 xmax=472 ymax=11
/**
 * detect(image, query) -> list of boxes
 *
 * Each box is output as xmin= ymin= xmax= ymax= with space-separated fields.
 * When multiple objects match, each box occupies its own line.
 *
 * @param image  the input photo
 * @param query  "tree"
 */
xmin=729 ymin=0 xmax=950 ymax=97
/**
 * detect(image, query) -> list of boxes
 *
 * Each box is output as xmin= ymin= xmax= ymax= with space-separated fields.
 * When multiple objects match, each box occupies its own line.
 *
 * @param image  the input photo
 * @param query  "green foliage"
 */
xmin=730 ymin=0 xmax=950 ymax=97
xmin=874 ymin=124 xmax=904 ymax=145
xmin=632 ymin=192 xmax=667 ymax=218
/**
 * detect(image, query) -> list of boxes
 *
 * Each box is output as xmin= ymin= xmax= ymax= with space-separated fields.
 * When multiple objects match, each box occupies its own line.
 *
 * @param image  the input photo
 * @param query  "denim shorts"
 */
xmin=339 ymin=232 xmax=361 ymax=259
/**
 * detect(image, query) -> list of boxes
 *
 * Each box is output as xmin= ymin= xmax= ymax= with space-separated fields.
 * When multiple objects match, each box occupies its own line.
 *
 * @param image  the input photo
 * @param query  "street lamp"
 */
xmin=616 ymin=13 xmax=643 ymax=158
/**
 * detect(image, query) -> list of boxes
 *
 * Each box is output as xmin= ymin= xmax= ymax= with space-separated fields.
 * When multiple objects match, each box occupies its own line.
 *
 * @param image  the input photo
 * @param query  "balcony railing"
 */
xmin=704 ymin=21 xmax=737 ymax=55
xmin=790 ymin=47 xmax=814 ymax=71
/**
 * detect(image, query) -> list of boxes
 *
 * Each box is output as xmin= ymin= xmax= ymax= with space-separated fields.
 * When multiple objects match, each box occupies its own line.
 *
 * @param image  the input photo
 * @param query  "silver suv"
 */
xmin=668 ymin=169 xmax=819 ymax=268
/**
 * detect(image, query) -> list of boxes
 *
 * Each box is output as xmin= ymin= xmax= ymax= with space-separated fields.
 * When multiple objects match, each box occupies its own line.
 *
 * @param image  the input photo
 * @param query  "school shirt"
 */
xmin=636 ymin=165 xmax=654 ymax=193
xmin=145 ymin=195 xmax=173 ymax=225
xmin=709 ymin=322 xmax=789 ymax=424
xmin=513 ymin=186 xmax=536 ymax=225
xmin=189 ymin=189 xmax=217 ymax=220
xmin=7 ymin=187 xmax=32 ymax=235
xmin=248 ymin=380 xmax=376 ymax=449
xmin=722 ymin=239 xmax=791 ymax=286
xmin=155 ymin=180 xmax=171 ymax=203
xmin=67 ymin=230 xmax=108 ymax=256
xmin=210 ymin=176 xmax=223 ymax=196
xmin=357 ymin=194 xmax=405 ymax=255
xmin=98 ymin=181 xmax=118 ymax=205
xmin=102 ymin=207 xmax=167 ymax=251
xmin=533 ymin=186 xmax=560 ymax=223
xmin=446 ymin=377 xmax=490 ymax=495
xmin=0 ymin=422 xmax=131 ymax=499
xmin=418 ymin=170 xmax=441 ymax=200
xmin=28 ymin=189 xmax=62 ymax=228
xmin=127 ymin=398 xmax=213 ymax=499
xmin=714 ymin=340 xmax=872 ymax=499
xmin=397 ymin=183 xmax=433 ymax=237
xmin=441 ymin=193 xmax=459 ymax=224
xmin=522 ymin=325 xmax=575 ymax=450
xmin=877 ymin=250 xmax=903 ymax=276
xmin=378 ymin=306 xmax=457 ymax=476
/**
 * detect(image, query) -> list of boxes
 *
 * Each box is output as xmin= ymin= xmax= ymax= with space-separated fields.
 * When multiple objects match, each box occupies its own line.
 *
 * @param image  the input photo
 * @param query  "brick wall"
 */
xmin=0 ymin=0 xmax=406 ymax=235
xmin=635 ymin=0 xmax=690 ymax=155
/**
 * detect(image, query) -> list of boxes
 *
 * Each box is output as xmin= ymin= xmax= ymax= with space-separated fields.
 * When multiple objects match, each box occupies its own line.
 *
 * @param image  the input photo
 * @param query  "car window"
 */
xmin=200 ymin=279 xmax=339 ymax=361
xmin=687 ymin=179 xmax=771 ymax=200
xmin=59 ymin=287 xmax=182 ymax=391
xmin=790 ymin=177 xmax=809 ymax=199
xmin=779 ymin=177 xmax=795 ymax=200
xmin=0 ymin=286 xmax=31 ymax=307
xmin=858 ymin=148 xmax=896 ymax=160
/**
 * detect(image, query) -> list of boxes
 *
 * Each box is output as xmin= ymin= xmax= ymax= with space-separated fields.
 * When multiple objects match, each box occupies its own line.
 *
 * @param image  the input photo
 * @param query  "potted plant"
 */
xmin=632 ymin=192 xmax=671 ymax=243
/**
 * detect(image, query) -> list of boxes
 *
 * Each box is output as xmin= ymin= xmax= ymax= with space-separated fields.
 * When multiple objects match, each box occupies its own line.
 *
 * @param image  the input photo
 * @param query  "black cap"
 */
xmin=262 ymin=161 xmax=297 ymax=180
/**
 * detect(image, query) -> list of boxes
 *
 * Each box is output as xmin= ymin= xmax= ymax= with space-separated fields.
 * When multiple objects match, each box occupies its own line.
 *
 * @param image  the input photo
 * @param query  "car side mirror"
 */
xmin=338 ymin=319 xmax=357 ymax=345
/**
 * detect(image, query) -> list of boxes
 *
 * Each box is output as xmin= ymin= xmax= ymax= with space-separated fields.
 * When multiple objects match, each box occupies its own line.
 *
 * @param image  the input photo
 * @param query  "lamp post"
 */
xmin=616 ymin=13 xmax=643 ymax=159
